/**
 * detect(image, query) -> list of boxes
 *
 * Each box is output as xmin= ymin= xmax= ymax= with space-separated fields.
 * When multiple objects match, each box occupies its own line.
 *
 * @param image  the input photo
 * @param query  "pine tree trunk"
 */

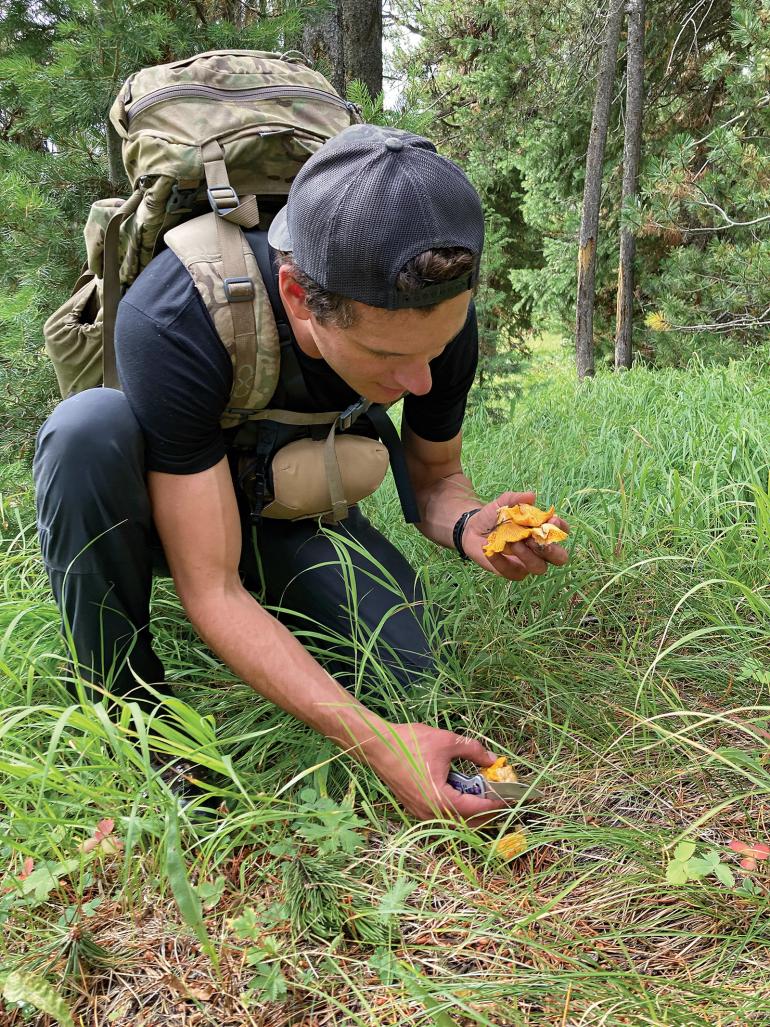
xmin=575 ymin=0 xmax=624 ymax=379
xmin=341 ymin=0 xmax=382 ymax=101
xmin=303 ymin=5 xmax=346 ymax=96
xmin=302 ymin=1 xmax=382 ymax=101
xmin=614 ymin=0 xmax=645 ymax=370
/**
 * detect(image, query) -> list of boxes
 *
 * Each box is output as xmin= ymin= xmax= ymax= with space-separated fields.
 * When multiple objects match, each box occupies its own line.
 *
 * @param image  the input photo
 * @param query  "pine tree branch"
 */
xmin=666 ymin=0 xmax=719 ymax=75
xmin=664 ymin=307 xmax=770 ymax=333
xmin=382 ymin=12 xmax=422 ymax=36
xmin=692 ymin=95 xmax=770 ymax=146
xmin=689 ymin=195 xmax=770 ymax=230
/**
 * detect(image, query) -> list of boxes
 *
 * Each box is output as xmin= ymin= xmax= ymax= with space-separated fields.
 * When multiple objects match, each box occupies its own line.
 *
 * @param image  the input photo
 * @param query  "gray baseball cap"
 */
xmin=267 ymin=124 xmax=484 ymax=310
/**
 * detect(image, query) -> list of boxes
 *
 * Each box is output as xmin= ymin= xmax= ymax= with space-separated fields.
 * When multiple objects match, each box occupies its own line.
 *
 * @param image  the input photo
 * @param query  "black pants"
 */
xmin=33 ymin=389 xmax=436 ymax=709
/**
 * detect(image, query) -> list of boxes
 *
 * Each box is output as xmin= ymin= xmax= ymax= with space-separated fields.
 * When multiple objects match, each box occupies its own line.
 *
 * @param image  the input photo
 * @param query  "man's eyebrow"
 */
xmin=364 ymin=326 xmax=465 ymax=358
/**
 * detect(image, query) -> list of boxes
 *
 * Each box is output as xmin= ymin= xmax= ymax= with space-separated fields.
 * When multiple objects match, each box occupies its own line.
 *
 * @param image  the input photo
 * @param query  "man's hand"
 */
xmin=462 ymin=491 xmax=570 ymax=581
xmin=362 ymin=721 xmax=509 ymax=825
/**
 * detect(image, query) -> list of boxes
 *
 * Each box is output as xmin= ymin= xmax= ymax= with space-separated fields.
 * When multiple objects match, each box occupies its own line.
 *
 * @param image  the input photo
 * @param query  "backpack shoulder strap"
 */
xmin=247 ymin=230 xmax=290 ymax=342
xmin=246 ymin=229 xmax=310 ymax=407
xmin=164 ymin=212 xmax=280 ymax=427
xmin=166 ymin=217 xmax=420 ymax=524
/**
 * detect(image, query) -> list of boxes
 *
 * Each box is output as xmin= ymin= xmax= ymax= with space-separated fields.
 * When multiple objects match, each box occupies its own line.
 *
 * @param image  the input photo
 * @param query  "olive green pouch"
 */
xmin=43 ymin=272 xmax=104 ymax=397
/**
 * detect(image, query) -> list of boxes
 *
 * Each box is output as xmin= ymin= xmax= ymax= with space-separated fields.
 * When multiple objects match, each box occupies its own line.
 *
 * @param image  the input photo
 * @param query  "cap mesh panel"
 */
xmin=286 ymin=125 xmax=484 ymax=308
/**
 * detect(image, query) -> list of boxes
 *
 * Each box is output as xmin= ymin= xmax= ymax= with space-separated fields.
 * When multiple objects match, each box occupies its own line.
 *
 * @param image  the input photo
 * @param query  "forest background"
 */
xmin=1 ymin=0 xmax=768 ymax=458
xmin=1 ymin=3 xmax=770 ymax=1026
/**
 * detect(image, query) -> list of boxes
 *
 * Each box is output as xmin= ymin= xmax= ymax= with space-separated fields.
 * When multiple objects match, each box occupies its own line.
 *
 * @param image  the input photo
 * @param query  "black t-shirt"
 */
xmin=115 ymin=234 xmax=478 ymax=475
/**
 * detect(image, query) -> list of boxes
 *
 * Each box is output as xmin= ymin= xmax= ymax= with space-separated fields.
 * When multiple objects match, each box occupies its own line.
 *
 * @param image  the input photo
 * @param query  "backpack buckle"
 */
xmin=224 ymin=277 xmax=255 ymax=302
xmin=207 ymin=184 xmax=240 ymax=215
xmin=167 ymin=184 xmax=200 ymax=214
xmin=338 ymin=396 xmax=371 ymax=432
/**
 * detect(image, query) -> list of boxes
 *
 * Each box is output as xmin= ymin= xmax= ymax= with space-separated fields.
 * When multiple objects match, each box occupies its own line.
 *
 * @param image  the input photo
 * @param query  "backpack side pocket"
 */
xmin=43 ymin=273 xmax=104 ymax=398
xmin=84 ymin=198 xmax=125 ymax=277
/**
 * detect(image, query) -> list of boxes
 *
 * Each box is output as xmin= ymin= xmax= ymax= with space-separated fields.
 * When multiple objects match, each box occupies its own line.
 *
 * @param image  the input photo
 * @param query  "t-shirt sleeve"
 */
xmin=402 ymin=301 xmax=478 ymax=442
xmin=115 ymin=264 xmax=233 ymax=474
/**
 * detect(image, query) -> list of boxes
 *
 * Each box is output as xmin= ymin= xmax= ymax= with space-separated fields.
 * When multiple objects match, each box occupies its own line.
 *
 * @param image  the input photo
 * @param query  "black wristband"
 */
xmin=452 ymin=508 xmax=481 ymax=561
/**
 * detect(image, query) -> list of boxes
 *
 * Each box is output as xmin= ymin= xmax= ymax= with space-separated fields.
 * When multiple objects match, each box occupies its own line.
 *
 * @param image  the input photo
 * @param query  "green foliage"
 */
xmin=0 ymin=0 xmax=327 ymax=463
xmin=12 ymin=858 xmax=80 ymax=905
xmin=2 ymin=972 xmax=75 ymax=1027
xmin=392 ymin=0 xmax=770 ymax=369
xmin=274 ymin=784 xmax=393 ymax=943
xmin=665 ymin=841 xmax=736 ymax=888
xmin=164 ymin=806 xmax=219 ymax=969
xmin=346 ymin=79 xmax=435 ymax=136
xmin=245 ymin=939 xmax=289 ymax=1003
xmin=292 ymin=784 xmax=367 ymax=855
xmin=230 ymin=785 xmax=413 ymax=947
xmin=737 ymin=656 xmax=770 ymax=688
xmin=281 ymin=853 xmax=355 ymax=939
xmin=193 ymin=872 xmax=227 ymax=911
xmin=231 ymin=914 xmax=289 ymax=1002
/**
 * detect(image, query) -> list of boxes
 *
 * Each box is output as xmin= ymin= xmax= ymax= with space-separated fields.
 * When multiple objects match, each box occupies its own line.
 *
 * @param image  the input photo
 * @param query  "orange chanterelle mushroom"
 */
xmin=482 ymin=503 xmax=568 ymax=558
xmin=493 ymin=830 xmax=528 ymax=860
xmin=481 ymin=756 xmax=518 ymax=783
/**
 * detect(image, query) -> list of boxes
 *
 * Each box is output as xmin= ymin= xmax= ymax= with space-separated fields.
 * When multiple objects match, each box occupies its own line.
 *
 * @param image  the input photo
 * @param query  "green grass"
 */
xmin=1 ymin=353 xmax=770 ymax=1025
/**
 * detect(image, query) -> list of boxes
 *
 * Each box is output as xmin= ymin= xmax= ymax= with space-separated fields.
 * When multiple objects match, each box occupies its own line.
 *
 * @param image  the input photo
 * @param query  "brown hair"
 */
xmin=275 ymin=247 xmax=476 ymax=329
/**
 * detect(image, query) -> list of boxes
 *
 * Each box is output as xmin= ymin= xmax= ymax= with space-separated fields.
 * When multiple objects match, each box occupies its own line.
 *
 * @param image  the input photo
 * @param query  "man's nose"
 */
xmin=393 ymin=362 xmax=432 ymax=396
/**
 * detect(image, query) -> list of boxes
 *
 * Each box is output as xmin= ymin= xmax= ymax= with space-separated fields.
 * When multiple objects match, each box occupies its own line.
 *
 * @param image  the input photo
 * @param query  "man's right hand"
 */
xmin=362 ymin=721 xmax=510 ymax=825
xmin=148 ymin=463 xmax=509 ymax=828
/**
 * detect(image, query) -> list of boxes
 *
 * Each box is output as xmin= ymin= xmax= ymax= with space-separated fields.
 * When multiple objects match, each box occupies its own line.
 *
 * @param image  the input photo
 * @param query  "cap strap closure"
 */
xmin=386 ymin=267 xmax=479 ymax=310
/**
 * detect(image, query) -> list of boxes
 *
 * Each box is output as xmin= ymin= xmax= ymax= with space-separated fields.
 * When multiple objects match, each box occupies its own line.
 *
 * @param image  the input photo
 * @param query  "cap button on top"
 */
xmin=385 ymin=137 xmax=404 ymax=152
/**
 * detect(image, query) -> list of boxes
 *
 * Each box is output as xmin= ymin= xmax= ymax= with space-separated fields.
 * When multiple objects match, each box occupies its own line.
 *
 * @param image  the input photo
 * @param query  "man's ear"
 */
xmin=278 ymin=264 xmax=312 ymax=321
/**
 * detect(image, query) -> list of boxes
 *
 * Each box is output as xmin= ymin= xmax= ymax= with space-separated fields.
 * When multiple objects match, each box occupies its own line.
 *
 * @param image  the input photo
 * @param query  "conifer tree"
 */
xmin=0 ymin=1 xmax=322 ymax=458
xmin=575 ymin=0 xmax=624 ymax=379
xmin=392 ymin=0 xmax=768 ymax=371
xmin=614 ymin=0 xmax=645 ymax=370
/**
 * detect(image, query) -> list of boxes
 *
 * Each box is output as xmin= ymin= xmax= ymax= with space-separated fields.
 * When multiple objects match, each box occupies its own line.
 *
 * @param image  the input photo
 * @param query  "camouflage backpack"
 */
xmin=43 ymin=48 xmax=359 ymax=421
xmin=43 ymin=49 xmax=420 ymax=525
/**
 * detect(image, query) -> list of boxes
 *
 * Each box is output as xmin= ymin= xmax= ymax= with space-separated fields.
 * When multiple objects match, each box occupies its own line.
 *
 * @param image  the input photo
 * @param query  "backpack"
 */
xmin=43 ymin=49 xmax=419 ymax=524
xmin=44 ymin=48 xmax=358 ymax=400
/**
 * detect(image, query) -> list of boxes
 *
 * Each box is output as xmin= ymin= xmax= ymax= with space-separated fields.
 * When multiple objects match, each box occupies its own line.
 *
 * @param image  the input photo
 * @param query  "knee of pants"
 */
xmin=34 ymin=389 xmax=143 ymax=476
xmin=34 ymin=389 xmax=151 ymax=572
xmin=330 ymin=640 xmax=437 ymax=711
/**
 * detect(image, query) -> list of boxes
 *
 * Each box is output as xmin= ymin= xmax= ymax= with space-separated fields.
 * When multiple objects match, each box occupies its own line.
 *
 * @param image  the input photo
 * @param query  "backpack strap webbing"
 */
xmin=366 ymin=405 xmax=421 ymax=524
xmin=247 ymin=231 xmax=308 ymax=407
xmin=201 ymin=140 xmax=262 ymax=379
xmin=248 ymin=232 xmax=290 ymax=341
xmin=164 ymin=213 xmax=281 ymax=423
xmin=102 ymin=188 xmax=143 ymax=388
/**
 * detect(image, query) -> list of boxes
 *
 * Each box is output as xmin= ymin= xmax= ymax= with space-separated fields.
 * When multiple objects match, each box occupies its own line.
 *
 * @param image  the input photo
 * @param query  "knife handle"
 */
xmin=447 ymin=770 xmax=488 ymax=797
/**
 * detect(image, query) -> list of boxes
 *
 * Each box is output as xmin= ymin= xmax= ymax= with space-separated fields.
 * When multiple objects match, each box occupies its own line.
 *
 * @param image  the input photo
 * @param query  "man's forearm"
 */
xmin=413 ymin=471 xmax=484 ymax=550
xmin=183 ymin=582 xmax=390 ymax=758
xmin=181 ymin=580 xmax=506 ymax=825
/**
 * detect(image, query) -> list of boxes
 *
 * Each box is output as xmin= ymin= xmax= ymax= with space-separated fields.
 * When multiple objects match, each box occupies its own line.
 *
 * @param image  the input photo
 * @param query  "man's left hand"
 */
xmin=461 ymin=491 xmax=570 ymax=581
